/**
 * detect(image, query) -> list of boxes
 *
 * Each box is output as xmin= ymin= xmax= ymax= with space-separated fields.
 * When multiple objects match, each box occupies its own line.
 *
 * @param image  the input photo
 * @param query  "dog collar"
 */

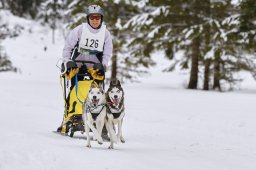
xmin=89 ymin=104 xmax=105 ymax=114
xmin=106 ymin=104 xmax=124 ymax=114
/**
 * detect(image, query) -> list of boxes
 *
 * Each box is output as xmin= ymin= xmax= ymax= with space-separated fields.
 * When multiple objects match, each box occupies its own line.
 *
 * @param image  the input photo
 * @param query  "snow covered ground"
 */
xmin=1 ymin=11 xmax=256 ymax=170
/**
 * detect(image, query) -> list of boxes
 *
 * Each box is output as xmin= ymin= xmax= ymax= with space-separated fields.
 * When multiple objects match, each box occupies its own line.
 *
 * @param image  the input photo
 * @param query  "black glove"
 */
xmin=93 ymin=63 xmax=105 ymax=76
xmin=61 ymin=60 xmax=77 ymax=74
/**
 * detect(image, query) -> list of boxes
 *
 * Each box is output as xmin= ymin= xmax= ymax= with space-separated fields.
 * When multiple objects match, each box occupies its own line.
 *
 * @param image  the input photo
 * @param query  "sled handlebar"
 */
xmin=74 ymin=60 xmax=97 ymax=65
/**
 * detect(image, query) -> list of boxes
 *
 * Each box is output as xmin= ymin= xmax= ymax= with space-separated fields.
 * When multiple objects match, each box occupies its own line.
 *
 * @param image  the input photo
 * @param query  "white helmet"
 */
xmin=86 ymin=5 xmax=104 ymax=17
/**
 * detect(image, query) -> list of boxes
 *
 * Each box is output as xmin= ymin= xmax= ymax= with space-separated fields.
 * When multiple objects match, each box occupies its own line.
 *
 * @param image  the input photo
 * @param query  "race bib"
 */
xmin=78 ymin=23 xmax=106 ymax=54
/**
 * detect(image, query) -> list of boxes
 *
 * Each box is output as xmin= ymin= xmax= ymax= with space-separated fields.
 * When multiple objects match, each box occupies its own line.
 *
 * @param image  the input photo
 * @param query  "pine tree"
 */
xmin=0 ymin=45 xmax=14 ymax=72
xmin=124 ymin=0 xmax=171 ymax=68
xmin=6 ymin=0 xmax=44 ymax=19
xmin=125 ymin=0 xmax=207 ymax=89
xmin=239 ymin=0 xmax=256 ymax=56
xmin=102 ymin=0 xmax=144 ymax=81
xmin=240 ymin=0 xmax=256 ymax=33
xmin=40 ymin=0 xmax=65 ymax=44
xmin=237 ymin=0 xmax=256 ymax=80
xmin=125 ymin=0 xmax=256 ymax=91
xmin=205 ymin=0 xmax=256 ymax=90
xmin=0 ymin=22 xmax=15 ymax=72
xmin=0 ymin=0 xmax=5 ymax=9
xmin=187 ymin=0 xmax=250 ymax=91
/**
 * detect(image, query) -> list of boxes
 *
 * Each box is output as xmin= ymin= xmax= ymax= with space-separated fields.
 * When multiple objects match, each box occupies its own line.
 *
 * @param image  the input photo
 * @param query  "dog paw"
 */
xmin=120 ymin=138 xmax=125 ymax=143
xmin=108 ymin=146 xmax=114 ymax=149
xmin=97 ymin=137 xmax=103 ymax=144
xmin=86 ymin=144 xmax=91 ymax=148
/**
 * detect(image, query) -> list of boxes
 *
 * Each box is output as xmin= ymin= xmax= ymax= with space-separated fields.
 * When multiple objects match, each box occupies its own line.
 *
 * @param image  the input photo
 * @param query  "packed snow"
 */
xmin=1 ymin=11 xmax=256 ymax=170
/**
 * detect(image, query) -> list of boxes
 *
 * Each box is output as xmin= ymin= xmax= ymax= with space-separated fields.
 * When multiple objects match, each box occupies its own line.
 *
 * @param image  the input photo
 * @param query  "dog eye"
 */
xmin=117 ymin=90 xmax=120 ymax=93
xmin=97 ymin=92 xmax=100 ymax=94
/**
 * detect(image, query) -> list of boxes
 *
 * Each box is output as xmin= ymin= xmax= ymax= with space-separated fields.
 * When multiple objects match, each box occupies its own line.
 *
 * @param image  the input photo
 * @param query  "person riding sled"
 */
xmin=57 ymin=4 xmax=113 ymax=136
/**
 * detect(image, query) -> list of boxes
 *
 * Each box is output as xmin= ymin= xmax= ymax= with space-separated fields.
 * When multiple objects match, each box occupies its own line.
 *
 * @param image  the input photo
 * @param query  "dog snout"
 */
xmin=114 ymin=95 xmax=118 ymax=99
xmin=93 ymin=96 xmax=97 ymax=100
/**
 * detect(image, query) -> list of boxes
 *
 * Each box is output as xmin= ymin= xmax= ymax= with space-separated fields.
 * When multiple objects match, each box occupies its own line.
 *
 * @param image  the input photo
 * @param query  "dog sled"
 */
xmin=56 ymin=59 xmax=105 ymax=137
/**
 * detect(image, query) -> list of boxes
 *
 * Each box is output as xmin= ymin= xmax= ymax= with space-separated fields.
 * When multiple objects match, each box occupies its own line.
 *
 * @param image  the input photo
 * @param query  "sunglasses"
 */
xmin=89 ymin=15 xmax=101 ymax=20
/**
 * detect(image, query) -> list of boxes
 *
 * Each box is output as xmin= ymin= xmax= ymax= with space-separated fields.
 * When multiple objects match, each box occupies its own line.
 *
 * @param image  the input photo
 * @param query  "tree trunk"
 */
xmin=203 ymin=59 xmax=211 ymax=90
xmin=52 ymin=17 xmax=56 ymax=44
xmin=213 ymin=50 xmax=221 ymax=91
xmin=52 ymin=28 xmax=55 ymax=44
xmin=111 ymin=54 xmax=117 ymax=80
xmin=111 ymin=28 xmax=118 ymax=80
xmin=188 ymin=36 xmax=200 ymax=89
xmin=0 ymin=0 xmax=5 ymax=8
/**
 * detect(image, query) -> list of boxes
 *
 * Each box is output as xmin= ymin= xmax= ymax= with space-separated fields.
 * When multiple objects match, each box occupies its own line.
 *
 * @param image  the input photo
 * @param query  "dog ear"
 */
xmin=116 ymin=79 xmax=121 ymax=87
xmin=100 ymin=87 xmax=104 ymax=94
xmin=91 ymin=82 xmax=99 ymax=89
xmin=110 ymin=79 xmax=121 ymax=87
xmin=97 ymin=83 xmax=104 ymax=93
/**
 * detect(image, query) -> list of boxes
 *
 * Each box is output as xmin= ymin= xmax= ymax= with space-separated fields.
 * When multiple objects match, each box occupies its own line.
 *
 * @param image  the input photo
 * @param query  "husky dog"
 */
xmin=105 ymin=79 xmax=125 ymax=149
xmin=83 ymin=84 xmax=106 ymax=148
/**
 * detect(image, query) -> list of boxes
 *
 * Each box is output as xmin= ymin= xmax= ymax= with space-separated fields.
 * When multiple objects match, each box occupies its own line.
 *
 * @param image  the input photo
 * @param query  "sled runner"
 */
xmin=56 ymin=59 xmax=105 ymax=137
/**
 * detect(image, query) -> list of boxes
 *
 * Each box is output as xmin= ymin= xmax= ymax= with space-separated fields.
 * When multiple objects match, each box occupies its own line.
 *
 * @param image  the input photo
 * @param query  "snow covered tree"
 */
xmin=124 ymin=0 xmax=170 ymax=68
xmin=240 ymin=0 xmax=256 ymax=34
xmin=6 ymin=0 xmax=44 ymax=19
xmin=125 ymin=0 xmax=255 ymax=91
xmin=0 ymin=0 xmax=6 ymax=9
xmin=125 ymin=0 xmax=206 ymax=88
xmin=0 ymin=45 xmax=14 ymax=72
xmin=40 ymin=0 xmax=66 ymax=44
xmin=200 ymin=0 xmax=236 ymax=91
xmin=101 ymin=0 xmax=145 ymax=81
xmin=239 ymin=0 xmax=256 ymax=55
xmin=0 ymin=21 xmax=15 ymax=72
xmin=236 ymin=0 xmax=256 ymax=80
xmin=203 ymin=0 xmax=256 ymax=90
xmin=175 ymin=0 xmax=255 ymax=91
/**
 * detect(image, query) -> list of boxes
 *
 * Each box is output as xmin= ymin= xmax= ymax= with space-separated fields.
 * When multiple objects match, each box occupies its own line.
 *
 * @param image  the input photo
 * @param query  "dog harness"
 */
xmin=106 ymin=104 xmax=124 ymax=119
xmin=88 ymin=104 xmax=105 ymax=120
xmin=106 ymin=92 xmax=124 ymax=119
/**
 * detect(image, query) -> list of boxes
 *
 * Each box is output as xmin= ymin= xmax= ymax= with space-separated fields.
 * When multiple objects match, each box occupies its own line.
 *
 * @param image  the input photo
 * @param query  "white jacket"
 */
xmin=63 ymin=23 xmax=113 ymax=68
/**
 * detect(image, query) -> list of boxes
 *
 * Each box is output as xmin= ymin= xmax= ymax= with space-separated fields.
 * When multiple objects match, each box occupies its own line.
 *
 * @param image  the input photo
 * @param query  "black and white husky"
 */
xmin=83 ymin=84 xmax=106 ymax=148
xmin=105 ymin=79 xmax=125 ymax=149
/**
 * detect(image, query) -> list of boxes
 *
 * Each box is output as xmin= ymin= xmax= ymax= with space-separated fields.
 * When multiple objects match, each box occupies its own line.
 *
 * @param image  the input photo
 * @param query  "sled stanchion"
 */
xmin=63 ymin=76 xmax=67 ymax=114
